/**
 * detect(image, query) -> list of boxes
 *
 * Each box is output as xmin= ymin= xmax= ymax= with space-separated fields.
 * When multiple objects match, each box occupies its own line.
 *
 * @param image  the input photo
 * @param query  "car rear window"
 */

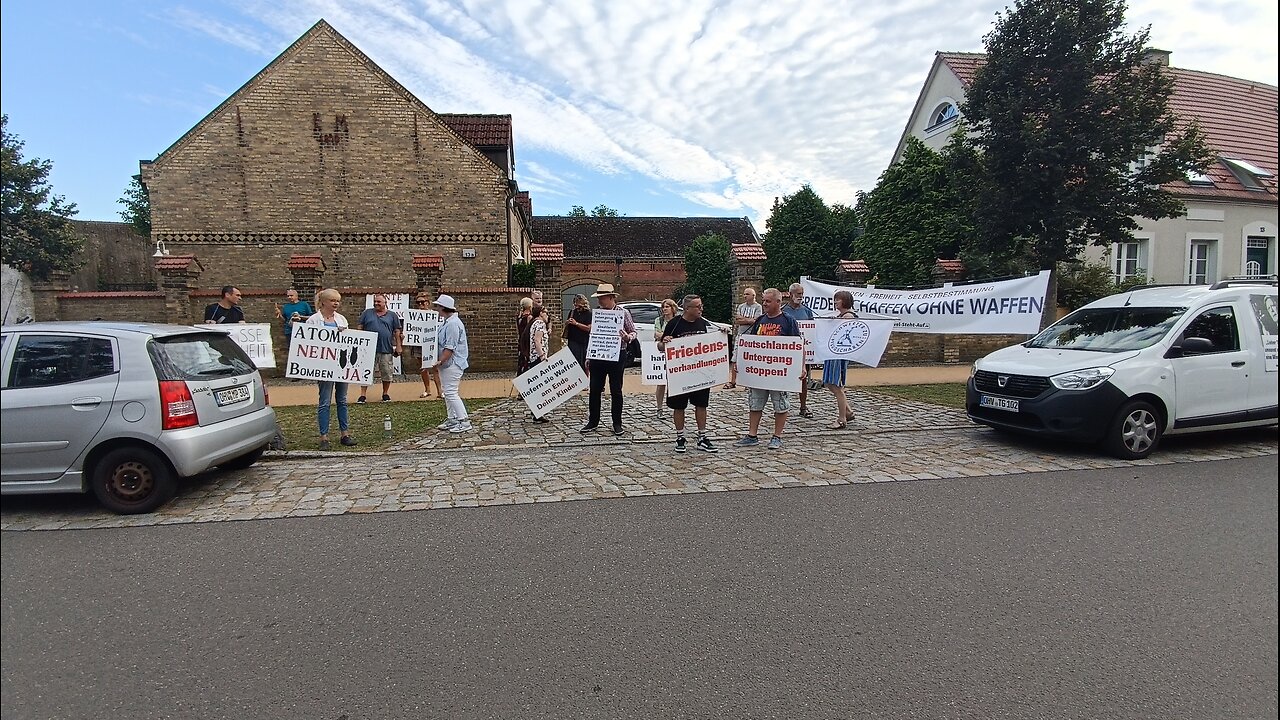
xmin=150 ymin=333 xmax=257 ymax=380
xmin=1026 ymin=306 xmax=1186 ymax=352
xmin=628 ymin=307 xmax=660 ymax=325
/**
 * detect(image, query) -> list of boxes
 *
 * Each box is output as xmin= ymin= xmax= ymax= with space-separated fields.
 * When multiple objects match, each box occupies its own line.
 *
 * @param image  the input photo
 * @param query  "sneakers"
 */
xmin=449 ymin=420 xmax=473 ymax=433
xmin=381 ymin=394 xmax=391 ymax=402
xmin=356 ymin=396 xmax=367 ymax=404
xmin=697 ymin=436 xmax=718 ymax=453
xmin=612 ymin=424 xmax=625 ymax=436
xmin=340 ymin=436 xmax=357 ymax=447
xmin=675 ymin=436 xmax=687 ymax=453
xmin=733 ymin=436 xmax=760 ymax=447
xmin=768 ymin=436 xmax=782 ymax=450
xmin=579 ymin=423 xmax=599 ymax=434
xmin=436 ymin=418 xmax=459 ymax=431
xmin=318 ymin=439 xmax=331 ymax=450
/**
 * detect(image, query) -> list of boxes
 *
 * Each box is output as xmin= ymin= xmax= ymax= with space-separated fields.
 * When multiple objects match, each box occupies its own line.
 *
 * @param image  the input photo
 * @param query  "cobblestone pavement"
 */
xmin=2 ymin=388 xmax=1275 ymax=531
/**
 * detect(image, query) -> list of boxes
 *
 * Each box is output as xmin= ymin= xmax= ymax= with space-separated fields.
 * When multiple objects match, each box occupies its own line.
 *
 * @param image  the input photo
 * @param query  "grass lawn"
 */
xmin=272 ymin=398 xmax=499 ymax=452
xmin=863 ymin=383 xmax=967 ymax=409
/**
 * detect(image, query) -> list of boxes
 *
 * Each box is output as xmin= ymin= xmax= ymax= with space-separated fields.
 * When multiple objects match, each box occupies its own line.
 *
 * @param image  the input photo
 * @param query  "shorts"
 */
xmin=666 ymin=387 xmax=711 ymax=410
xmin=374 ymin=352 xmax=396 ymax=381
xmin=746 ymin=387 xmax=790 ymax=414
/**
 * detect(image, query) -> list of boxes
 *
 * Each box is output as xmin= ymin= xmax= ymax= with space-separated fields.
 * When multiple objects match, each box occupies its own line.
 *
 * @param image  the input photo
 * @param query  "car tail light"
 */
xmin=262 ymin=381 xmax=270 ymax=406
xmin=159 ymin=380 xmax=198 ymax=430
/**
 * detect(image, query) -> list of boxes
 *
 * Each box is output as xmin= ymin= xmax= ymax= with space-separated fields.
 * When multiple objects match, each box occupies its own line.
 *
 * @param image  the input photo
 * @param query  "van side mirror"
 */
xmin=1167 ymin=337 xmax=1215 ymax=358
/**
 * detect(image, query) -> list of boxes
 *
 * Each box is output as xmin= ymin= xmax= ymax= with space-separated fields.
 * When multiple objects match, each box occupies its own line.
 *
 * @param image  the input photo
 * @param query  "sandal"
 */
xmin=420 ymin=392 xmax=432 ymax=399
xmin=799 ymin=407 xmax=814 ymax=419
xmin=723 ymin=382 xmax=736 ymax=389
xmin=830 ymin=421 xmax=847 ymax=430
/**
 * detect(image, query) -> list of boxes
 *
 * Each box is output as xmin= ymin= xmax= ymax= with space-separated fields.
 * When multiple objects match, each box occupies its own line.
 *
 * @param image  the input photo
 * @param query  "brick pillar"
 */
xmin=287 ymin=255 xmax=327 ymax=305
xmin=30 ymin=270 xmax=71 ymax=322
xmin=531 ymin=244 xmax=564 ymax=352
xmin=931 ymin=258 xmax=966 ymax=284
xmin=412 ymin=255 xmax=444 ymax=300
xmin=835 ymin=259 xmax=871 ymax=285
xmin=154 ymin=255 xmax=203 ymax=325
xmin=730 ymin=243 xmax=766 ymax=300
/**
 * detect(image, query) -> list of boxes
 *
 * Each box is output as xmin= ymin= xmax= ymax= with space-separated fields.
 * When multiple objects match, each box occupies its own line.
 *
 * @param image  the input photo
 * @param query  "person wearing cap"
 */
xmin=414 ymin=292 xmax=442 ymax=399
xmin=580 ymin=283 xmax=638 ymax=436
xmin=430 ymin=294 xmax=472 ymax=433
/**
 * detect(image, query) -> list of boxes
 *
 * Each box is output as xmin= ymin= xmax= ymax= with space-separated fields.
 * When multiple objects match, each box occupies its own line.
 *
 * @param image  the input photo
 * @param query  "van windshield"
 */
xmin=1026 ymin=306 xmax=1186 ymax=352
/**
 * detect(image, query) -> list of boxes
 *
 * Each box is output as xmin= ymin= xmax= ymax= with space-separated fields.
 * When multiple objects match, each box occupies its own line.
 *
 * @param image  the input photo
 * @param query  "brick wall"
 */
xmin=57 ymin=292 xmax=167 ymax=323
xmin=563 ymin=258 xmax=686 ymax=301
xmin=880 ymin=332 xmax=1030 ymax=366
xmin=67 ymin=221 xmax=157 ymax=291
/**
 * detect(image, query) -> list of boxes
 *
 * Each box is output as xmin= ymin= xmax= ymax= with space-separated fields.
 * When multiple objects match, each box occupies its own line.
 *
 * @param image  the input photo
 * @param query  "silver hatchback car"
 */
xmin=1 ymin=322 xmax=278 ymax=513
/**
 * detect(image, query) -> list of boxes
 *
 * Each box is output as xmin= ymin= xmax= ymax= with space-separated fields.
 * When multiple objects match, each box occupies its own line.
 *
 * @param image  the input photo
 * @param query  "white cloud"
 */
xmin=202 ymin=0 xmax=1275 ymax=226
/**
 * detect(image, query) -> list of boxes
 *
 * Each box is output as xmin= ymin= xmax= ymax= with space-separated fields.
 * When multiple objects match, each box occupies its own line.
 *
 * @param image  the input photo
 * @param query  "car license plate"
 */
xmin=979 ymin=394 xmax=1019 ymax=412
xmin=215 ymin=384 xmax=251 ymax=406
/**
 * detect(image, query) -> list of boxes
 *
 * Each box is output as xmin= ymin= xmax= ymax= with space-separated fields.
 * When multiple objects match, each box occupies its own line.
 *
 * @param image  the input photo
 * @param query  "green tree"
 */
xmin=509 ymin=262 xmax=536 ymax=288
xmin=854 ymin=137 xmax=973 ymax=286
xmin=960 ymin=0 xmax=1213 ymax=271
xmin=1 ymin=114 xmax=83 ymax=280
xmin=682 ymin=232 xmax=733 ymax=324
xmin=117 ymin=176 xmax=151 ymax=237
xmin=762 ymin=185 xmax=840 ymax=289
xmin=566 ymin=204 xmax=620 ymax=217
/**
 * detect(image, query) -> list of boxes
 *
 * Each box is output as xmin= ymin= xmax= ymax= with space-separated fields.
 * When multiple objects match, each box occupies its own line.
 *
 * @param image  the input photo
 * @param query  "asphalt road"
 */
xmin=2 ymin=457 xmax=1276 ymax=720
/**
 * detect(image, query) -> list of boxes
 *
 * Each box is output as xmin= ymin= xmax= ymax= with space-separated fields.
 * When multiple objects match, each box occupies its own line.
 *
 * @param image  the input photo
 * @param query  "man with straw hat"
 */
xmin=580 ymin=283 xmax=638 ymax=436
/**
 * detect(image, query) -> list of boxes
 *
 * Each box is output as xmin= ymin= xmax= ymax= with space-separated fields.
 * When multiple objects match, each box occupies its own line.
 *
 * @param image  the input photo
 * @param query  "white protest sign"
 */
xmin=664 ymin=333 xmax=730 ymax=395
xmin=362 ymin=294 xmax=408 ymax=375
xmin=735 ymin=335 xmax=804 ymax=392
xmin=285 ymin=324 xmax=378 ymax=384
xmin=402 ymin=308 xmax=441 ymax=366
xmin=798 ymin=320 xmax=817 ymax=364
xmin=1250 ymin=293 xmax=1279 ymax=372
xmin=809 ymin=317 xmax=896 ymax=367
xmin=196 ymin=323 xmax=276 ymax=368
xmin=512 ymin=347 xmax=589 ymax=418
xmin=799 ymin=271 xmax=1052 ymax=334
xmin=640 ymin=340 xmax=666 ymax=386
xmin=586 ymin=308 xmax=624 ymax=362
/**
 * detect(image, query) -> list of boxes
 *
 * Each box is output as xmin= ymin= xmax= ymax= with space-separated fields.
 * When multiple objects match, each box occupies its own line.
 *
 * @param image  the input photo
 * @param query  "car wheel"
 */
xmin=1104 ymin=400 xmax=1163 ymax=460
xmin=90 ymin=447 xmax=178 ymax=514
xmin=219 ymin=445 xmax=266 ymax=471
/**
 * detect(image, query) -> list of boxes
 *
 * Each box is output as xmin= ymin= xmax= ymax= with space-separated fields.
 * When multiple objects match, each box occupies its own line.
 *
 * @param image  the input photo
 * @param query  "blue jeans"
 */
xmin=317 ymin=381 xmax=349 ymax=436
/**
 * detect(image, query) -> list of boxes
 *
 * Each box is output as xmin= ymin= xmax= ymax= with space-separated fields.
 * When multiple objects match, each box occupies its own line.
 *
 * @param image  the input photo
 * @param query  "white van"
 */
xmin=966 ymin=279 xmax=1278 ymax=459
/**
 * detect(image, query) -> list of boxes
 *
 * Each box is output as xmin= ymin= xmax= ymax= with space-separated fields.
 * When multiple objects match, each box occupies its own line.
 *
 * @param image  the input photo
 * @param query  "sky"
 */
xmin=2 ymin=0 xmax=1276 ymax=230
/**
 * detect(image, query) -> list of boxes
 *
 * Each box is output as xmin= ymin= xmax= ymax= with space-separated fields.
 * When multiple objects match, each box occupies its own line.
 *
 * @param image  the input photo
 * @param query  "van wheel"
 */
xmin=90 ymin=447 xmax=177 ymax=514
xmin=1104 ymin=400 xmax=1163 ymax=460
xmin=219 ymin=446 xmax=266 ymax=471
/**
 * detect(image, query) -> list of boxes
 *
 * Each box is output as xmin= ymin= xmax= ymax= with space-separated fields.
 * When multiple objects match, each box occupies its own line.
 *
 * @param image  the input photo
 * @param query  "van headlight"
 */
xmin=1050 ymin=366 xmax=1115 ymax=390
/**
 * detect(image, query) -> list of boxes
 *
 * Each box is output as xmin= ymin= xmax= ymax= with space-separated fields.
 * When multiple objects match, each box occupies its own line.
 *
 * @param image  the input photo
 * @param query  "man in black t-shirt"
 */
xmin=204 ymin=285 xmax=246 ymax=324
xmin=660 ymin=295 xmax=722 ymax=453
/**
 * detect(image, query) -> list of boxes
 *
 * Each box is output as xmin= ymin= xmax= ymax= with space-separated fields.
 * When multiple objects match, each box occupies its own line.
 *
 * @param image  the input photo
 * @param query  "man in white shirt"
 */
xmin=726 ymin=287 xmax=762 ymax=389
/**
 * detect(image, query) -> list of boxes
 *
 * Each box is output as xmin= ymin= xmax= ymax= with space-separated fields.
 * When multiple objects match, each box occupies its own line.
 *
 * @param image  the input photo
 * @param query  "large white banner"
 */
xmin=798 ymin=320 xmax=817 ymax=364
xmin=799 ymin=271 xmax=1051 ymax=334
xmin=664 ymin=333 xmax=730 ymax=396
xmin=513 ymin=347 xmax=589 ymax=418
xmin=197 ymin=323 xmax=276 ymax=368
xmin=586 ymin=309 xmax=624 ymax=362
xmin=285 ymin=325 xmax=378 ymax=384
xmin=401 ymin=308 xmax=440 ymax=366
xmin=809 ymin=317 xmax=896 ymax=366
xmin=735 ymin=335 xmax=804 ymax=392
xmin=640 ymin=340 xmax=666 ymax=386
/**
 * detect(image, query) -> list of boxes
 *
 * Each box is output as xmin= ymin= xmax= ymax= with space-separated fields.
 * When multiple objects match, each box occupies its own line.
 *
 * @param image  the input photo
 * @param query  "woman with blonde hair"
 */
xmin=307 ymin=288 xmax=356 ymax=449
xmin=652 ymin=298 xmax=679 ymax=419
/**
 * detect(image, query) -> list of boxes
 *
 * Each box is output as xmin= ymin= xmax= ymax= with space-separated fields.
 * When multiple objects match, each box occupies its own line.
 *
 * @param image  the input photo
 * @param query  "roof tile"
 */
xmin=412 ymin=255 xmax=444 ymax=269
xmin=154 ymin=255 xmax=202 ymax=272
xmin=839 ymin=259 xmax=870 ymax=273
xmin=287 ymin=254 xmax=326 ymax=271
xmin=529 ymin=243 xmax=564 ymax=262
xmin=732 ymin=243 xmax=768 ymax=261
xmin=437 ymin=114 xmax=512 ymax=148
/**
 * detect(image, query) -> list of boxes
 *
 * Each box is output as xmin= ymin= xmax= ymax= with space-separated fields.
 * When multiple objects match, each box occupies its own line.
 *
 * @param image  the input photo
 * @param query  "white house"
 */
xmin=894 ymin=50 xmax=1278 ymax=285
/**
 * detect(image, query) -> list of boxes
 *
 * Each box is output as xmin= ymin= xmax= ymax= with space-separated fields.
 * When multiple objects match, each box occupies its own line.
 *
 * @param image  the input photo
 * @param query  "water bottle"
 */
xmin=383 ymin=414 xmax=392 ymax=440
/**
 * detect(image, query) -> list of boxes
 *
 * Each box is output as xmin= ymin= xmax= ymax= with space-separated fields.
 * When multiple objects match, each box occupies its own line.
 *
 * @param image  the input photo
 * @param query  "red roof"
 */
xmin=438 ymin=114 xmax=512 ymax=148
xmin=731 ymin=243 xmax=767 ymax=261
xmin=529 ymin=243 xmax=564 ymax=262
xmin=839 ymin=259 xmax=870 ymax=274
xmin=412 ymin=255 xmax=444 ymax=270
xmin=154 ymin=255 xmax=202 ymax=272
xmin=938 ymin=52 xmax=1278 ymax=202
xmin=287 ymin=255 xmax=326 ymax=271
xmin=934 ymin=258 xmax=965 ymax=273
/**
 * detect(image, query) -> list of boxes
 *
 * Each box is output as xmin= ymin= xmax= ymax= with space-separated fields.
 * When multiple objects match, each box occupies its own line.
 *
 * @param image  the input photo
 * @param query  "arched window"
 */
xmin=929 ymin=102 xmax=958 ymax=128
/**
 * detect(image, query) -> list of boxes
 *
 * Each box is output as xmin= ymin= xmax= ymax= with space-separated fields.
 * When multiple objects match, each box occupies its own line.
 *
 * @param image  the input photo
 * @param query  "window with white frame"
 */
xmin=1113 ymin=240 xmax=1147 ymax=283
xmin=1187 ymin=240 xmax=1217 ymax=284
xmin=927 ymin=102 xmax=959 ymax=130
